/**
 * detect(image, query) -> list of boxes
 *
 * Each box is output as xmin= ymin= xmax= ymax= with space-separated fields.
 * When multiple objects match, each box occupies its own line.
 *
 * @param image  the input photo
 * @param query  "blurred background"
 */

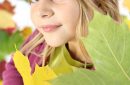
xmin=0 ymin=0 xmax=130 ymax=85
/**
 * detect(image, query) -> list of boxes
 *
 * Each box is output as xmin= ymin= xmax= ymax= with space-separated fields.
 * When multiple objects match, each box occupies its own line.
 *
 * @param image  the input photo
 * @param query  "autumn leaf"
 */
xmin=21 ymin=27 xmax=32 ymax=40
xmin=125 ymin=19 xmax=130 ymax=29
xmin=0 ymin=30 xmax=24 ymax=61
xmin=0 ymin=0 xmax=15 ymax=14
xmin=0 ymin=80 xmax=2 ymax=85
xmin=0 ymin=60 xmax=6 ymax=80
xmin=123 ymin=0 xmax=130 ymax=11
xmin=0 ymin=10 xmax=15 ymax=29
xmin=13 ymin=50 xmax=57 ymax=85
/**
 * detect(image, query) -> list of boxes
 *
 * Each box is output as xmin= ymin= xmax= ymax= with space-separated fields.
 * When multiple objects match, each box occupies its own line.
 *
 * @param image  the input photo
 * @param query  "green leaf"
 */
xmin=48 ymin=45 xmax=83 ymax=75
xmin=0 ymin=31 xmax=9 ymax=60
xmin=52 ymin=12 xmax=130 ymax=85
xmin=8 ymin=31 xmax=24 ymax=52
xmin=0 ymin=30 xmax=24 ymax=61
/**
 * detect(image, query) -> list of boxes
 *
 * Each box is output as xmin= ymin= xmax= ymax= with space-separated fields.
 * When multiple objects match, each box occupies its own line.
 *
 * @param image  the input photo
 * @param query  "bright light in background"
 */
xmin=0 ymin=0 xmax=4 ymax=3
xmin=119 ymin=0 xmax=130 ymax=19
xmin=9 ymin=0 xmax=35 ymax=31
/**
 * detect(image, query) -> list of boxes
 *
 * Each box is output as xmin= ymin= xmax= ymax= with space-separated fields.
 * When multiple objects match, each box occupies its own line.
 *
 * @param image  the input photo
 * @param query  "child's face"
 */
xmin=31 ymin=0 xmax=80 ymax=47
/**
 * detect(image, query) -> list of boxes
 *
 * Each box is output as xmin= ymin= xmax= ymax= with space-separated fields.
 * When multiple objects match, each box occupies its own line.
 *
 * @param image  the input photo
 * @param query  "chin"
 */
xmin=45 ymin=39 xmax=66 ymax=47
xmin=46 ymin=41 xmax=63 ymax=47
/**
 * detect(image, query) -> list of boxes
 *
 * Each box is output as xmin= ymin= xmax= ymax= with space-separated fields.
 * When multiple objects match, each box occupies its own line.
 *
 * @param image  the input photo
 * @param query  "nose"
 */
xmin=40 ymin=9 xmax=54 ymax=18
xmin=37 ymin=0 xmax=54 ymax=18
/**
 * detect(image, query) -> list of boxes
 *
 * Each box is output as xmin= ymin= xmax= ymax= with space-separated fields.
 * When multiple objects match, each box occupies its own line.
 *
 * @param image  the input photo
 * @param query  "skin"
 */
xmin=31 ymin=0 xmax=85 ymax=62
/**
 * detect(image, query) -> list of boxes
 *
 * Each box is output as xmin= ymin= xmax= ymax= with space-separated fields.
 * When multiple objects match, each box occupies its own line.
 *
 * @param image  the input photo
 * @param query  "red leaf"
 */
xmin=0 ymin=0 xmax=15 ymax=14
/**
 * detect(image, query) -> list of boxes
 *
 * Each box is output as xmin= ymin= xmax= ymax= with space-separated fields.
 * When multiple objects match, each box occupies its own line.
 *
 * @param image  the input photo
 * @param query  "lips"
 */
xmin=40 ymin=24 xmax=62 ymax=32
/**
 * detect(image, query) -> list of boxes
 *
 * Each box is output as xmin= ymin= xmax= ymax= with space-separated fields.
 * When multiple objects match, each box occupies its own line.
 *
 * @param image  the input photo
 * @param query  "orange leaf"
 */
xmin=0 ymin=0 xmax=15 ymax=14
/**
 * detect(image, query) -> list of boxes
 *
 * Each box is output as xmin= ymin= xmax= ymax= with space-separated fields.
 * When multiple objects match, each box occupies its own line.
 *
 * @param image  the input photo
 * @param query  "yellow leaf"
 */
xmin=21 ymin=27 xmax=32 ymax=40
xmin=0 ymin=80 xmax=2 ymax=85
xmin=125 ymin=19 xmax=130 ymax=29
xmin=13 ymin=50 xmax=57 ymax=85
xmin=124 ymin=0 xmax=130 ymax=11
xmin=33 ymin=65 xmax=57 ymax=81
xmin=0 ymin=10 xmax=15 ymax=29
xmin=13 ymin=50 xmax=32 ymax=85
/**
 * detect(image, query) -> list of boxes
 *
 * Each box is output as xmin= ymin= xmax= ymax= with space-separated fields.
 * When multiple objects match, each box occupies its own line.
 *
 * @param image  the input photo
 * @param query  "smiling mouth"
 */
xmin=41 ymin=24 xmax=62 ymax=32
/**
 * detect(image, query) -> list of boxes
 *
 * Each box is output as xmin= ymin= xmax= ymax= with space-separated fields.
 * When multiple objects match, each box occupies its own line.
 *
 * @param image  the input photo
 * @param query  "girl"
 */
xmin=3 ymin=0 xmax=121 ymax=85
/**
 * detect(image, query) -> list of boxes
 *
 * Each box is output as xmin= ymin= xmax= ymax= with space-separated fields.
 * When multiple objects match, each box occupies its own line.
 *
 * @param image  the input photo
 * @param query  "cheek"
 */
xmin=30 ymin=7 xmax=40 ymax=27
xmin=61 ymin=13 xmax=79 ymax=39
xmin=30 ymin=12 xmax=43 ymax=34
xmin=57 ymin=6 xmax=80 ymax=36
xmin=31 ymin=13 xmax=37 ymax=26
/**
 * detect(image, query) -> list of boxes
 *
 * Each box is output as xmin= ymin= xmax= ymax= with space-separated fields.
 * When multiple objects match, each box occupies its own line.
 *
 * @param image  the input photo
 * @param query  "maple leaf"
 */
xmin=125 ymin=19 xmax=130 ymax=29
xmin=123 ymin=0 xmax=130 ymax=11
xmin=0 ymin=0 xmax=15 ymax=14
xmin=0 ymin=60 xmax=6 ymax=80
xmin=0 ymin=10 xmax=15 ymax=29
xmin=13 ymin=50 xmax=57 ymax=85
xmin=21 ymin=27 xmax=32 ymax=40
xmin=0 ymin=80 xmax=2 ymax=85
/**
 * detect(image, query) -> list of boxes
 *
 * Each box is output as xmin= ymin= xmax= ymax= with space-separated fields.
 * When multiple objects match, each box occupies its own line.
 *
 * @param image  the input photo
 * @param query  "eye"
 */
xmin=28 ymin=0 xmax=39 ymax=3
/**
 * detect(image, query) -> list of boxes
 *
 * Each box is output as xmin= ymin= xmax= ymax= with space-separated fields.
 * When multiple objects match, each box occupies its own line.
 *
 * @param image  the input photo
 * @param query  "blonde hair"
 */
xmin=21 ymin=0 xmax=121 ymax=66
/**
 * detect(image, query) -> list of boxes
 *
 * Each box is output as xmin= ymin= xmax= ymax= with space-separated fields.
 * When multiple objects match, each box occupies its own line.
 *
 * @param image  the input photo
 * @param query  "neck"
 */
xmin=67 ymin=38 xmax=86 ymax=63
